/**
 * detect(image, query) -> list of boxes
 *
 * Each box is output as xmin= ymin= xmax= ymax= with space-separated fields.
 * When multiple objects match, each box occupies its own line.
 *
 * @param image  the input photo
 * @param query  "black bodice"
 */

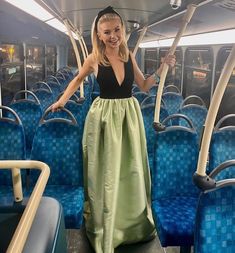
xmin=96 ymin=56 xmax=134 ymax=99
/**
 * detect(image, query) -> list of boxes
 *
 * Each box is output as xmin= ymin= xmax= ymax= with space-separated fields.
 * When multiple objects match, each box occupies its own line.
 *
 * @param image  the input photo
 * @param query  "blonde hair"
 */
xmin=91 ymin=13 xmax=129 ymax=66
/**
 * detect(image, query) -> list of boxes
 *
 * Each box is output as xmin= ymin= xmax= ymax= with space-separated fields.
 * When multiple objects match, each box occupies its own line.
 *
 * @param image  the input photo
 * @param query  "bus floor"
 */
xmin=66 ymin=228 xmax=182 ymax=253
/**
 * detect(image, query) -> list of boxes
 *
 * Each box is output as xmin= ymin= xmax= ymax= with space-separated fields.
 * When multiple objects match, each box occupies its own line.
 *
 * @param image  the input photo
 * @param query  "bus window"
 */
xmin=0 ymin=43 xmax=24 ymax=106
xmin=26 ymin=45 xmax=45 ymax=89
xmin=183 ymin=47 xmax=213 ymax=108
xmin=144 ymin=48 xmax=158 ymax=75
xmin=159 ymin=48 xmax=183 ymax=92
xmin=215 ymin=46 xmax=235 ymax=124
xmin=46 ymin=46 xmax=57 ymax=76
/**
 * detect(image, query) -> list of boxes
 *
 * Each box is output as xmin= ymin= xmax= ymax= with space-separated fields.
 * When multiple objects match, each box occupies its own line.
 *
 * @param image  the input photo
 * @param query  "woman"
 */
xmin=52 ymin=6 xmax=175 ymax=253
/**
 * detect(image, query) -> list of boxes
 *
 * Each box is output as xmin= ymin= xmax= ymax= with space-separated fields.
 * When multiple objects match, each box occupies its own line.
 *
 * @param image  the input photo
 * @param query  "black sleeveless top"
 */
xmin=96 ymin=56 xmax=134 ymax=99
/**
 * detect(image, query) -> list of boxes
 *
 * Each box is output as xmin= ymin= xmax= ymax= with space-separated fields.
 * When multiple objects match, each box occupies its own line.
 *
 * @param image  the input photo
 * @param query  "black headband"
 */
xmin=95 ymin=6 xmax=122 ymax=31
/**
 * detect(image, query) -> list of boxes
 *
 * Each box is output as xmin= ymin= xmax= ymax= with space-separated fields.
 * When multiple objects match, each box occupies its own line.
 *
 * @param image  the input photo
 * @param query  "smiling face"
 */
xmin=97 ymin=18 xmax=123 ymax=50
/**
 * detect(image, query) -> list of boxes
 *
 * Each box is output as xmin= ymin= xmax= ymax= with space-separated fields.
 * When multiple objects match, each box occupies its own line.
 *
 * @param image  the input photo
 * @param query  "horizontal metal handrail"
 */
xmin=0 ymin=160 xmax=50 ymax=253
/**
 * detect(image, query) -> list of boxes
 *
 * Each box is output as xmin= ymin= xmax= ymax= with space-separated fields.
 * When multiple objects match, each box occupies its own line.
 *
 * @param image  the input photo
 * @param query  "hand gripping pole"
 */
xmin=153 ymin=4 xmax=197 ymax=131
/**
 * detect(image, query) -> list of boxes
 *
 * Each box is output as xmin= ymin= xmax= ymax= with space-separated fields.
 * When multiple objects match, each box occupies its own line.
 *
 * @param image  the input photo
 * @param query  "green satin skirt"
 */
xmin=82 ymin=97 xmax=155 ymax=253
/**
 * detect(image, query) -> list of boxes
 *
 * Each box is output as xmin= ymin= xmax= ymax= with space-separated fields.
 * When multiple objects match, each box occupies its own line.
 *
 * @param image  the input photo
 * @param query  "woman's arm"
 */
xmin=130 ymin=52 xmax=175 ymax=92
xmin=51 ymin=54 xmax=96 ymax=111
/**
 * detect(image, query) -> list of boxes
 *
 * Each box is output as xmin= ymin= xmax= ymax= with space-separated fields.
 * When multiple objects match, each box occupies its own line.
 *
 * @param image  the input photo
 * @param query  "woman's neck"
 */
xmin=105 ymin=47 xmax=119 ymax=58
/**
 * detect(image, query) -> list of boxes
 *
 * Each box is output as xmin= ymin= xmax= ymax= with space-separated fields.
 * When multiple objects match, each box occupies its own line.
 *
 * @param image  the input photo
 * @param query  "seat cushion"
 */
xmin=152 ymin=196 xmax=198 ymax=247
xmin=26 ymin=185 xmax=84 ymax=229
xmin=0 ymin=197 xmax=67 ymax=253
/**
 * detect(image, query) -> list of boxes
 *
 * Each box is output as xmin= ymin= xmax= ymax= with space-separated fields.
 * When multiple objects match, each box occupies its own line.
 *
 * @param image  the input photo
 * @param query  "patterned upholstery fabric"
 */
xmin=141 ymin=104 xmax=169 ymax=171
xmin=152 ymin=127 xmax=199 ymax=247
xmin=47 ymin=81 xmax=62 ymax=98
xmin=30 ymin=121 xmax=83 ymax=186
xmin=65 ymin=100 xmax=82 ymax=121
xmin=27 ymin=185 xmax=84 ymax=228
xmin=132 ymin=85 xmax=140 ymax=94
xmin=209 ymin=127 xmax=235 ymax=179
xmin=141 ymin=95 xmax=156 ymax=107
xmin=9 ymin=101 xmax=42 ymax=158
xmin=132 ymin=91 xmax=149 ymax=104
xmin=194 ymin=185 xmax=235 ymax=253
xmin=162 ymin=92 xmax=183 ymax=115
xmin=0 ymin=117 xmax=26 ymax=202
xmin=152 ymin=196 xmax=198 ymax=247
xmin=91 ymin=91 xmax=100 ymax=101
xmin=149 ymin=85 xmax=158 ymax=95
xmin=32 ymin=89 xmax=54 ymax=112
xmin=152 ymin=128 xmax=199 ymax=199
xmin=29 ymin=120 xmax=84 ymax=228
xmin=179 ymin=105 xmax=207 ymax=137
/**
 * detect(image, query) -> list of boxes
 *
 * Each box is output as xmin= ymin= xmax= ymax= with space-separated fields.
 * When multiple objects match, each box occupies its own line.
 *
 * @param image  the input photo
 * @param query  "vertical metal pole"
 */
xmin=196 ymin=44 xmax=235 ymax=176
xmin=64 ymin=19 xmax=84 ymax=98
xmin=133 ymin=26 xmax=148 ymax=57
xmin=154 ymin=4 xmax=197 ymax=126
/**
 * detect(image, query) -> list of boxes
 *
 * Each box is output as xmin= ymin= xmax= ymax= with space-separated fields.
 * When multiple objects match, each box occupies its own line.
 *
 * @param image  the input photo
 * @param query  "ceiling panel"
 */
xmin=40 ymin=0 xmax=199 ymax=36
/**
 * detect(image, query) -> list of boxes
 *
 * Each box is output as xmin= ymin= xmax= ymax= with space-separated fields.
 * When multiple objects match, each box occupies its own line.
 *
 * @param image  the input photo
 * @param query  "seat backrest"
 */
xmin=209 ymin=114 xmax=235 ymax=178
xmin=148 ymin=85 xmax=158 ymax=96
xmin=152 ymin=125 xmax=199 ymax=200
xmin=209 ymin=128 xmax=235 ymax=179
xmin=0 ymin=106 xmax=26 ymax=185
xmin=132 ymin=85 xmax=140 ymax=94
xmin=30 ymin=108 xmax=83 ymax=186
xmin=47 ymin=80 xmax=62 ymax=98
xmin=162 ymin=92 xmax=184 ymax=115
xmin=194 ymin=184 xmax=235 ymax=253
xmin=132 ymin=91 xmax=149 ymax=104
xmin=179 ymin=104 xmax=207 ymax=136
xmin=141 ymin=95 xmax=156 ymax=107
xmin=181 ymin=95 xmax=206 ymax=108
xmin=163 ymin=84 xmax=181 ymax=93
xmin=32 ymin=89 xmax=54 ymax=112
xmin=141 ymin=104 xmax=169 ymax=171
xmin=9 ymin=91 xmax=42 ymax=154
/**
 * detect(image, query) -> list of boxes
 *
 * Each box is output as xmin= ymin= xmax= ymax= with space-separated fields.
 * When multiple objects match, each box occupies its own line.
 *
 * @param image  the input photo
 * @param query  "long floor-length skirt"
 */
xmin=82 ymin=97 xmax=155 ymax=253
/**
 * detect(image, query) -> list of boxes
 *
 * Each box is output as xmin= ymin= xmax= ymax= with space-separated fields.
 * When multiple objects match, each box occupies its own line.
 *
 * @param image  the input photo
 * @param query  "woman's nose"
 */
xmin=110 ymin=32 xmax=116 ymax=38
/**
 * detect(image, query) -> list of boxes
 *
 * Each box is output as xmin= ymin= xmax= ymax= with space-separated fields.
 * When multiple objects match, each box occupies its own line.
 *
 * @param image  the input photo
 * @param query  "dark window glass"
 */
xmin=144 ymin=48 xmax=158 ymax=75
xmin=0 ymin=44 xmax=24 ymax=105
xmin=159 ymin=48 xmax=183 ymax=92
xmin=46 ymin=46 xmax=56 ymax=76
xmin=26 ymin=45 xmax=44 ymax=89
xmin=183 ymin=47 xmax=213 ymax=108
xmin=68 ymin=47 xmax=77 ymax=68
xmin=215 ymin=46 xmax=235 ymax=124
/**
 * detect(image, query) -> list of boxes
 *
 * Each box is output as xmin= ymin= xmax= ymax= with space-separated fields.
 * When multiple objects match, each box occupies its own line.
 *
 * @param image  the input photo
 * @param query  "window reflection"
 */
xmin=46 ymin=46 xmax=56 ymax=75
xmin=26 ymin=45 xmax=44 ymax=89
xmin=159 ymin=48 xmax=182 ymax=91
xmin=215 ymin=46 xmax=235 ymax=124
xmin=0 ymin=44 xmax=24 ymax=105
xmin=144 ymin=48 xmax=158 ymax=75
xmin=183 ymin=47 xmax=213 ymax=108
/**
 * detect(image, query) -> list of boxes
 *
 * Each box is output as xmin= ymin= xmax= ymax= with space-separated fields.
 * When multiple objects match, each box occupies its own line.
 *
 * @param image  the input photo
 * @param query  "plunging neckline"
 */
xmin=109 ymin=61 xmax=126 ymax=87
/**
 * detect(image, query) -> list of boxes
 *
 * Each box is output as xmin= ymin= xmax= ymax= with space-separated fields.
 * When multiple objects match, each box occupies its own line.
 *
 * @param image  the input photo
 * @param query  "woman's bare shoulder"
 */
xmin=84 ymin=53 xmax=98 ymax=72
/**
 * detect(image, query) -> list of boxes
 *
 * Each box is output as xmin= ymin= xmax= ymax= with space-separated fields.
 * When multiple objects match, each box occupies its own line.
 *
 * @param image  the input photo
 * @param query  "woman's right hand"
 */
xmin=51 ymin=100 xmax=65 ymax=112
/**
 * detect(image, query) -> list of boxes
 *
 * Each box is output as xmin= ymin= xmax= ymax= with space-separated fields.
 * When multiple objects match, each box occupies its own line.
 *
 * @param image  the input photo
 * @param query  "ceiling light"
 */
xmin=140 ymin=29 xmax=235 ymax=48
xmin=5 ymin=0 xmax=53 ymax=21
